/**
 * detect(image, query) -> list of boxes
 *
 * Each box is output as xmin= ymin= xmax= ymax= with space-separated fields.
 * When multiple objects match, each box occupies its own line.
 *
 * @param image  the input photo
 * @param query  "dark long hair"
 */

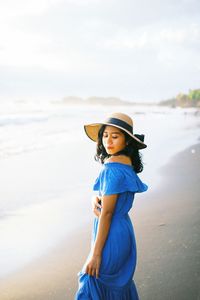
xmin=94 ymin=125 xmax=144 ymax=173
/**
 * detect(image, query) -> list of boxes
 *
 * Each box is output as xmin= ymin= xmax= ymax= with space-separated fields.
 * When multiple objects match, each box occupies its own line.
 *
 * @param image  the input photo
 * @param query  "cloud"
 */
xmin=0 ymin=0 xmax=200 ymax=101
xmin=100 ymin=22 xmax=200 ymax=50
xmin=0 ymin=0 xmax=62 ymax=18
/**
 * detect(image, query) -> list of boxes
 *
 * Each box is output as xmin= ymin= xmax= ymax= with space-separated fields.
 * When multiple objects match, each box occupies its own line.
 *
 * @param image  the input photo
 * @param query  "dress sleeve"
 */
xmin=93 ymin=165 xmax=148 ymax=196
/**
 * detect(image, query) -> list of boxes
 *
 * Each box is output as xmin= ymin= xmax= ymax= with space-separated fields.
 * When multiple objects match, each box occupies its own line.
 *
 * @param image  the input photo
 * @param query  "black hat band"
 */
xmin=105 ymin=117 xmax=133 ymax=134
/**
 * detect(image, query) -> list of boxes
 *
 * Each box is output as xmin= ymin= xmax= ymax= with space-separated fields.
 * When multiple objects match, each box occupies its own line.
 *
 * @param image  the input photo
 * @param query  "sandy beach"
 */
xmin=134 ymin=142 xmax=200 ymax=300
xmin=0 ymin=141 xmax=199 ymax=300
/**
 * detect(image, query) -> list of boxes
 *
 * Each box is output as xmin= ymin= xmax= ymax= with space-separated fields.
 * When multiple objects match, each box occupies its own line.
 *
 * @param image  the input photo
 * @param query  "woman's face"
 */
xmin=102 ymin=125 xmax=126 ymax=155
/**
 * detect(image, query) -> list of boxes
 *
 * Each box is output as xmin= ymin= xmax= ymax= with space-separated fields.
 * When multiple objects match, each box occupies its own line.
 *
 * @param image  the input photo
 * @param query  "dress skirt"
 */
xmin=75 ymin=215 xmax=139 ymax=300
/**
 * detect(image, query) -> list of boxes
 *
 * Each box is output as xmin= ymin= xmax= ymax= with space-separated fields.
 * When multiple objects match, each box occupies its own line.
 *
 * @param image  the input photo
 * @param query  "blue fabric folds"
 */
xmin=75 ymin=162 xmax=148 ymax=300
xmin=93 ymin=162 xmax=148 ymax=196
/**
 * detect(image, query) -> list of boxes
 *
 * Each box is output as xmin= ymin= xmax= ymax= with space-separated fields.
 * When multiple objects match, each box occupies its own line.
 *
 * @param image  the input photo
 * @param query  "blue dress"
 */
xmin=75 ymin=162 xmax=148 ymax=300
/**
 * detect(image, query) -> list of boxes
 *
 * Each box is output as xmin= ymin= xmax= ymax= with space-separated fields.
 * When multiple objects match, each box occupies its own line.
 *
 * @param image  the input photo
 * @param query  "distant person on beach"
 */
xmin=75 ymin=112 xmax=148 ymax=300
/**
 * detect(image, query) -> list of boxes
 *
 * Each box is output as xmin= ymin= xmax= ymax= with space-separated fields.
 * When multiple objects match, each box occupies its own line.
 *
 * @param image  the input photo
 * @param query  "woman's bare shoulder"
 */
xmin=105 ymin=155 xmax=132 ymax=165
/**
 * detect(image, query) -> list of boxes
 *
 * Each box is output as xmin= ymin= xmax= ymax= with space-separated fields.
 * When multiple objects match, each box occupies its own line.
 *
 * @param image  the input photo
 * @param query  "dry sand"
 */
xmin=0 ymin=144 xmax=200 ymax=300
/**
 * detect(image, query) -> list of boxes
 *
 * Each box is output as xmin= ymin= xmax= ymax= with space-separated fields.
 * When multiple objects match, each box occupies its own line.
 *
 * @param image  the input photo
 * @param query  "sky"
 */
xmin=0 ymin=0 xmax=200 ymax=103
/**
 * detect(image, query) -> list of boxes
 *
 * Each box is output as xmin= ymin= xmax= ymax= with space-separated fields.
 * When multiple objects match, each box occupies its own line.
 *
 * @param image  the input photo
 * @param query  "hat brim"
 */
xmin=84 ymin=123 xmax=147 ymax=149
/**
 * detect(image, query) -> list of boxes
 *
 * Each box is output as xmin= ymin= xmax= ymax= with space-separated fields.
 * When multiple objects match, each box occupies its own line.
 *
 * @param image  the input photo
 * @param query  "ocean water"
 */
xmin=0 ymin=99 xmax=199 ymax=278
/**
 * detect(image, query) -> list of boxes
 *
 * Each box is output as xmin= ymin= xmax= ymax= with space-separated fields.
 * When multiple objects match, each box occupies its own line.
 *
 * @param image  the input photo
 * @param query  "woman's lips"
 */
xmin=107 ymin=146 xmax=114 ymax=149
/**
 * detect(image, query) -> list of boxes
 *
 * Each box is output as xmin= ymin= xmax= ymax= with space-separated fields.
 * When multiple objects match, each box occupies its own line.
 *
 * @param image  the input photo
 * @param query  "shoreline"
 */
xmin=0 ymin=143 xmax=200 ymax=299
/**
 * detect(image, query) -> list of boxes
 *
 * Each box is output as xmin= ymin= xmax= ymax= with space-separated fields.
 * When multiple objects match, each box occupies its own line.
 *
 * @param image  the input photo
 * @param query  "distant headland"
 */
xmin=60 ymin=96 xmax=134 ymax=106
xmin=159 ymin=88 xmax=200 ymax=108
xmin=56 ymin=88 xmax=200 ymax=108
xmin=58 ymin=96 xmax=156 ymax=106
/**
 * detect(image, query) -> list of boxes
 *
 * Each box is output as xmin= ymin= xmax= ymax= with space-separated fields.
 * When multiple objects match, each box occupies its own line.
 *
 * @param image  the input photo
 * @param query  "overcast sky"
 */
xmin=0 ymin=0 xmax=200 ymax=102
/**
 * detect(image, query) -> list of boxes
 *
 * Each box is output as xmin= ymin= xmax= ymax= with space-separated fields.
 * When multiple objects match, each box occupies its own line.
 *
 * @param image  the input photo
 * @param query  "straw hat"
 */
xmin=84 ymin=112 xmax=147 ymax=149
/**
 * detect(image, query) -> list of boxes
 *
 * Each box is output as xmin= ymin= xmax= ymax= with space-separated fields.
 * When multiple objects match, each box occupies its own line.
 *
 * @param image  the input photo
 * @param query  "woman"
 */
xmin=75 ymin=112 xmax=148 ymax=300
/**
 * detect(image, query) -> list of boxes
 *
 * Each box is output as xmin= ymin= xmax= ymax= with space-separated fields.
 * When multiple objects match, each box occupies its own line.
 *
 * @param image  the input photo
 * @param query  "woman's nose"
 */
xmin=107 ymin=136 xmax=112 ymax=144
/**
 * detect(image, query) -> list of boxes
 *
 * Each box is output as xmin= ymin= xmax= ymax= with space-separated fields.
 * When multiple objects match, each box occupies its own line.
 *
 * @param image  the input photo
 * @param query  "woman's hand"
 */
xmin=92 ymin=196 xmax=102 ymax=218
xmin=85 ymin=254 xmax=101 ymax=278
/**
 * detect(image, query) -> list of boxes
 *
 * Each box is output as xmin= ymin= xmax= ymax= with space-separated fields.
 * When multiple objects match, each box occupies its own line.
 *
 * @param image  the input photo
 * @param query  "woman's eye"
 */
xmin=103 ymin=134 xmax=118 ymax=139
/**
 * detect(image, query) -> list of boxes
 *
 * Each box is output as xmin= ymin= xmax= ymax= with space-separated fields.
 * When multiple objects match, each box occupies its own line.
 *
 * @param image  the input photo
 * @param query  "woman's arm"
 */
xmin=85 ymin=194 xmax=118 ymax=278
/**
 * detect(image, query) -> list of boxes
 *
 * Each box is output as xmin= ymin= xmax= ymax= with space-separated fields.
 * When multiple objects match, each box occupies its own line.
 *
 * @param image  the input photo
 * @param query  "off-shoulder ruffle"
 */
xmin=93 ymin=162 xmax=148 ymax=196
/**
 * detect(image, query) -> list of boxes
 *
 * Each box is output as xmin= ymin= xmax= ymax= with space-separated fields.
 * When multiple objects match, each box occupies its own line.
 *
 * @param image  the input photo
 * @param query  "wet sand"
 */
xmin=0 ymin=143 xmax=200 ymax=300
xmin=134 ymin=143 xmax=200 ymax=300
